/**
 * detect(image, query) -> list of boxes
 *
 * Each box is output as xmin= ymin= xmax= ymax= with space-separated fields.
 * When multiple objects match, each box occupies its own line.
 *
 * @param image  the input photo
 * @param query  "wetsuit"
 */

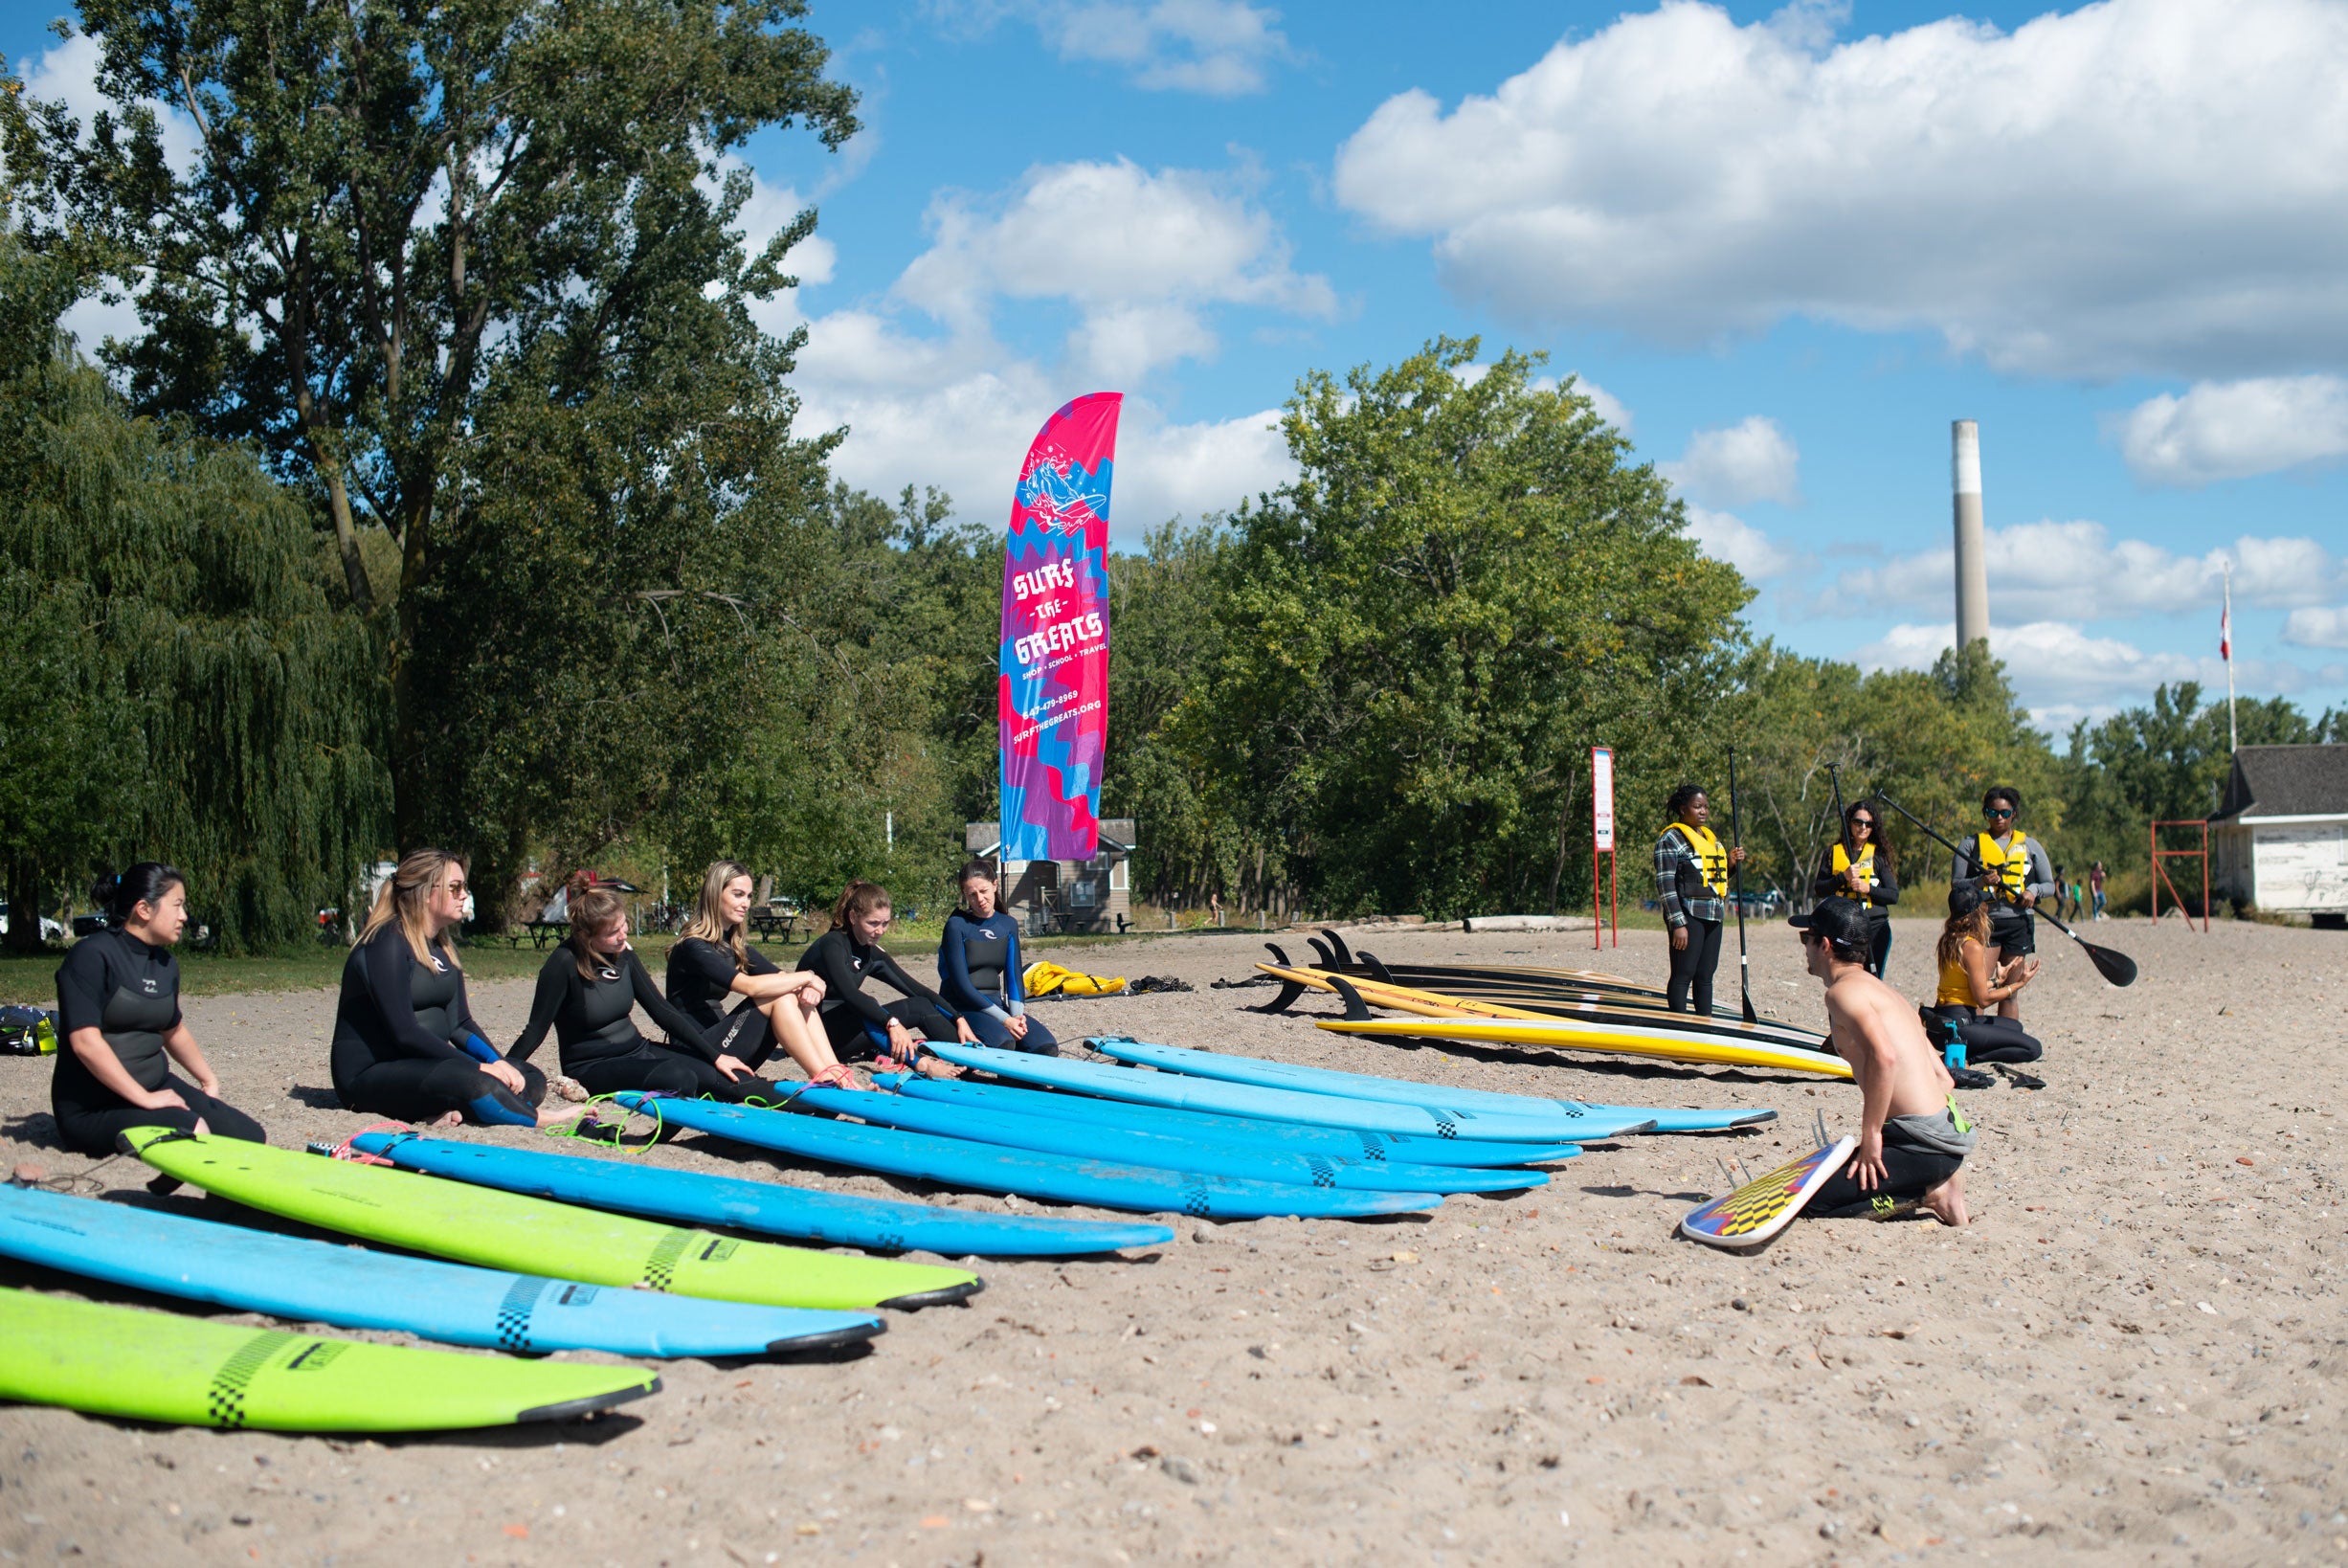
xmin=798 ymin=929 xmax=957 ymax=1060
xmin=1952 ymin=831 xmax=2056 ymax=958
xmin=1917 ymin=941 xmax=2045 ymax=1067
xmin=331 ymin=926 xmax=547 ymax=1127
xmin=937 ymin=910 xmax=1058 ymax=1055
xmin=508 ymin=948 xmax=759 ymax=1101
xmin=52 ymin=929 xmax=266 ymax=1155
xmin=1655 ymin=823 xmax=1730 ymax=1015
xmin=1804 ymin=1101 xmax=1976 ymax=1220
xmin=1810 ymin=844 xmax=1898 ymax=977
xmin=665 ymin=936 xmax=784 ymax=1068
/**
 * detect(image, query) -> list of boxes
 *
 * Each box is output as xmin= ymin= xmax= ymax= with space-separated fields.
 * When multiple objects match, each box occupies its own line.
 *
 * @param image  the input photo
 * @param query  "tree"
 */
xmin=1174 ymin=338 xmax=1750 ymax=918
xmin=22 ymin=0 xmax=858 ymax=859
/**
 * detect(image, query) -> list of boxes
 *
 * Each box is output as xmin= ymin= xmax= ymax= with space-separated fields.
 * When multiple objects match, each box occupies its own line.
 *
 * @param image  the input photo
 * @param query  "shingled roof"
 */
xmin=2211 ymin=744 xmax=2348 ymax=820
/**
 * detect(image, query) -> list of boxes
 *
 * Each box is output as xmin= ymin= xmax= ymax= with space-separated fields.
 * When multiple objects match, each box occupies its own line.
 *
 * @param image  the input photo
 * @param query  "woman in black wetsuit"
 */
xmin=665 ymin=861 xmax=863 ymax=1089
xmin=935 ymin=860 xmax=1057 ymax=1055
xmin=798 ymin=881 xmax=974 ymax=1080
xmin=52 ymin=864 xmax=266 ymax=1155
xmin=331 ymin=849 xmax=570 ymax=1128
xmin=507 ymin=886 xmax=767 ymax=1101
xmin=1810 ymin=800 xmax=1899 ymax=977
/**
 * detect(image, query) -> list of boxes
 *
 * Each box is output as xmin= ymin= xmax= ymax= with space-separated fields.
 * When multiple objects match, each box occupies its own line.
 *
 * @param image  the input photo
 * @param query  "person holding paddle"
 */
xmin=1810 ymin=801 xmax=1898 ymax=977
xmin=1949 ymin=786 xmax=2057 ymax=1023
xmin=1655 ymin=783 xmax=1748 ymax=1017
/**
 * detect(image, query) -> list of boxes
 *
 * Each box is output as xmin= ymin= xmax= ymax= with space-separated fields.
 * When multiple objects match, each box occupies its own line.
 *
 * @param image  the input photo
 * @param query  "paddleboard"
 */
xmin=618 ymin=1094 xmax=1442 ymax=1221
xmin=348 ymin=1131 xmax=1172 ymax=1257
xmin=922 ymin=1041 xmax=1627 ymax=1140
xmin=1316 ymin=1016 xmax=1854 ymax=1080
xmin=0 ymin=1286 xmax=658 ymax=1430
xmin=1678 ymin=1138 xmax=1857 ymax=1250
xmin=1088 ymin=1039 xmax=1777 ymax=1133
xmin=786 ymin=1084 xmax=1546 ymax=1195
xmin=0 ymin=1184 xmax=880 ymax=1357
xmin=877 ymin=1075 xmax=1586 ymax=1167
xmin=123 ymin=1128 xmax=980 ymax=1311
xmin=1259 ymin=961 xmax=1827 ymax=1048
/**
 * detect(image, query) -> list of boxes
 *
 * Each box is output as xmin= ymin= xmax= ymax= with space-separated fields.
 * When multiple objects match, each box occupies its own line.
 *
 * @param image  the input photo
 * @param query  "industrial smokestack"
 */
xmin=1951 ymin=419 xmax=1990 ymax=651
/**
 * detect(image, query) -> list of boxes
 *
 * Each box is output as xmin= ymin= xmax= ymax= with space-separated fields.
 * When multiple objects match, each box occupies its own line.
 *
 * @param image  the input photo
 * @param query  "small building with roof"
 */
xmin=964 ymin=819 xmax=1136 ymax=934
xmin=2209 ymin=745 xmax=2348 ymax=924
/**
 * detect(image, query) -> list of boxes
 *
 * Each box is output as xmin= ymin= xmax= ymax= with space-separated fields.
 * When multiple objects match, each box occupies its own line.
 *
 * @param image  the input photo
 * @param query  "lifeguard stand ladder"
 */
xmin=2150 ymin=818 xmax=2209 ymax=932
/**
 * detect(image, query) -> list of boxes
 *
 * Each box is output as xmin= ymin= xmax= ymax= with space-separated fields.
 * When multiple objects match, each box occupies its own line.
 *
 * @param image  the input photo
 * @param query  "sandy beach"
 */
xmin=3 ymin=914 xmax=2344 ymax=1566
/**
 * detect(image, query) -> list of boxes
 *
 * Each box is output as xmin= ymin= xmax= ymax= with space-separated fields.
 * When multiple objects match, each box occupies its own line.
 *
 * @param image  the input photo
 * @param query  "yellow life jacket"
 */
xmin=1935 ymin=937 xmax=1983 ymax=1009
xmin=1830 ymin=842 xmax=1878 ymax=908
xmin=1669 ymin=823 xmax=1730 ymax=900
xmin=1975 ymin=830 xmax=2030 ymax=901
xmin=1021 ymin=960 xmax=1127 ymax=998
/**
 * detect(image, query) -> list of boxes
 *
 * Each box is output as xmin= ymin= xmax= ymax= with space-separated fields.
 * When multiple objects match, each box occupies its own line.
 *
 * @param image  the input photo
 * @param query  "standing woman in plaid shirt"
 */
xmin=1654 ymin=782 xmax=1748 ymax=1016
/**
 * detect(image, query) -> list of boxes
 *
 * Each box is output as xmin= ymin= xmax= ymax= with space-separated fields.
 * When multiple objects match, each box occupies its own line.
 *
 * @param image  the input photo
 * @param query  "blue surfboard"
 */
xmin=615 ymin=1094 xmax=1442 ymax=1221
xmin=876 ymin=1075 xmax=1588 ymax=1167
xmin=0 ymin=1184 xmax=879 ymax=1358
xmin=787 ymin=1084 xmax=1548 ymax=1195
xmin=347 ymin=1131 xmax=1172 ymax=1257
xmin=1089 ymin=1038 xmax=1778 ymax=1134
xmin=922 ymin=1041 xmax=1630 ymax=1142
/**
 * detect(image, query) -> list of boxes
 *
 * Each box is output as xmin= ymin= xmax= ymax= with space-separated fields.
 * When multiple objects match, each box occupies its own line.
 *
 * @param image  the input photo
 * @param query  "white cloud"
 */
xmin=1683 ymin=504 xmax=1793 ymax=582
xmin=1569 ymin=374 xmax=1631 ymax=436
xmin=968 ymin=0 xmax=1292 ymax=95
xmin=1660 ymin=415 xmax=1799 ymax=507
xmin=21 ymin=33 xmax=202 ymax=175
xmin=1819 ymin=522 xmax=2344 ymax=621
xmin=1853 ymin=618 xmax=2317 ymax=728
xmin=2113 ymin=375 xmax=2348 ymax=486
xmin=1331 ymin=0 xmax=2348 ymax=379
xmin=2285 ymin=606 xmax=2348 ymax=650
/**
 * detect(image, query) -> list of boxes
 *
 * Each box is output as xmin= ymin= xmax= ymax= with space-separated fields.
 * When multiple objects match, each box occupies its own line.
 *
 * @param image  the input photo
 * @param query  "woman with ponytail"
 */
xmin=797 ymin=881 xmax=973 ymax=1080
xmin=52 ymin=864 xmax=266 ymax=1154
xmin=935 ymin=861 xmax=1057 ymax=1055
xmin=666 ymin=862 xmax=864 ymax=1090
xmin=330 ymin=850 xmax=574 ymax=1128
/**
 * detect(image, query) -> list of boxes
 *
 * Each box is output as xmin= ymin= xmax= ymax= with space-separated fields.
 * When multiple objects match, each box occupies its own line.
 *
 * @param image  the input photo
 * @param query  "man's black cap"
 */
xmin=1787 ymin=895 xmax=1871 ymax=952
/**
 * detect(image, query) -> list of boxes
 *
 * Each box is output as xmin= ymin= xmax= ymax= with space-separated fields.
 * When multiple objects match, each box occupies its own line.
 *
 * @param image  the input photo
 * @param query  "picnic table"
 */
xmin=747 ymin=909 xmax=803 ymax=944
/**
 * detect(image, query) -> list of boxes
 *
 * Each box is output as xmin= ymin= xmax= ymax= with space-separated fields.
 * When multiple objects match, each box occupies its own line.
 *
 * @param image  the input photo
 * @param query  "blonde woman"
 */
xmin=330 ymin=849 xmax=575 ymax=1128
xmin=666 ymin=862 xmax=865 ymax=1090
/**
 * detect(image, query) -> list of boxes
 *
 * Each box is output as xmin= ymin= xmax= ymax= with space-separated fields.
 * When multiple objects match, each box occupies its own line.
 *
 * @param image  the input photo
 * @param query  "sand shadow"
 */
xmin=1578 ymin=1183 xmax=1712 ymax=1201
xmin=285 ymin=1085 xmax=345 ymax=1110
xmin=2 ymin=1109 xmax=66 ymax=1152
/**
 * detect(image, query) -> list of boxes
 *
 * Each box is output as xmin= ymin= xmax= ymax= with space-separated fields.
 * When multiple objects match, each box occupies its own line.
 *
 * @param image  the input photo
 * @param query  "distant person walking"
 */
xmin=2090 ymin=862 xmax=2108 ymax=920
xmin=1655 ymin=783 xmax=1748 ymax=1017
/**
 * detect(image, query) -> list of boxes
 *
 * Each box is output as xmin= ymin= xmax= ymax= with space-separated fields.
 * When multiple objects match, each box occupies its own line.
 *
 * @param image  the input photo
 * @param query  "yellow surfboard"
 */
xmin=1316 ymin=1014 xmax=1854 ymax=1080
xmin=1257 ymin=962 xmax=1827 ymax=1049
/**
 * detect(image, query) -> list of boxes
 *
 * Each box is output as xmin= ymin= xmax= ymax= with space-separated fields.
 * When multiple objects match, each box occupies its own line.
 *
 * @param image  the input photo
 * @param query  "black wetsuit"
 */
xmin=1809 ymin=849 xmax=1899 ymax=977
xmin=1803 ymin=1106 xmax=1976 ymax=1220
xmin=936 ymin=910 xmax=1057 ymax=1055
xmin=665 ymin=936 xmax=783 ymax=1067
xmin=52 ymin=929 xmax=266 ymax=1155
xmin=1916 ymin=1004 xmax=2045 ymax=1066
xmin=330 ymin=927 xmax=547 ymax=1127
xmin=798 ymin=929 xmax=957 ymax=1059
xmin=508 ymin=947 xmax=759 ymax=1101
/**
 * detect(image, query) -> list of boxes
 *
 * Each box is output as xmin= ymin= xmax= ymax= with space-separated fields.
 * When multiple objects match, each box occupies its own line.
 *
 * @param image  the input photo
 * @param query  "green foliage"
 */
xmin=1167 ymin=338 xmax=1750 ymax=917
xmin=0 ymin=233 xmax=387 ymax=952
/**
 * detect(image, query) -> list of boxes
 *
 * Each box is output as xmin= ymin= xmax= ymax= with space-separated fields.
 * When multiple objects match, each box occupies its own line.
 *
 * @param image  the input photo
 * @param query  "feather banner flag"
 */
xmin=998 ymin=392 xmax=1122 ymax=862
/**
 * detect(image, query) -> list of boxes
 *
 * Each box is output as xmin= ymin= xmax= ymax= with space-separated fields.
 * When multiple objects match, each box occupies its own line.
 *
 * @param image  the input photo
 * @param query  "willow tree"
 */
xmin=0 ymin=233 xmax=386 ymax=951
xmin=19 ymin=0 xmax=859 ymax=875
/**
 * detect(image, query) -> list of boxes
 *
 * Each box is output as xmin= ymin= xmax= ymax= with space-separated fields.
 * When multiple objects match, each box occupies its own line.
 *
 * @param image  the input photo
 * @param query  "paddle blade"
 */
xmin=2074 ymin=932 xmax=2137 ymax=987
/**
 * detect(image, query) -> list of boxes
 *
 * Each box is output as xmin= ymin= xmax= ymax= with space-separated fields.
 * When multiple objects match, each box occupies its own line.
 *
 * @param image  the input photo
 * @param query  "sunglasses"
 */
xmin=1849 ymin=818 xmax=1875 ymax=830
xmin=1985 ymin=808 xmax=2015 ymax=819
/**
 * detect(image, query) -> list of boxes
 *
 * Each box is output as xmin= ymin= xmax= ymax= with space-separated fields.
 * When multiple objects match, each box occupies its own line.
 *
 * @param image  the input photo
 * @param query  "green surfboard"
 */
xmin=125 ymin=1129 xmax=981 ymax=1312
xmin=0 ymin=1287 xmax=657 ymax=1431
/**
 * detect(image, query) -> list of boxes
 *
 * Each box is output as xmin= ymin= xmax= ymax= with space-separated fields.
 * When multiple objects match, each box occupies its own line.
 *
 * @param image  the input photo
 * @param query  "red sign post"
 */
xmin=1592 ymin=746 xmax=1620 ymax=950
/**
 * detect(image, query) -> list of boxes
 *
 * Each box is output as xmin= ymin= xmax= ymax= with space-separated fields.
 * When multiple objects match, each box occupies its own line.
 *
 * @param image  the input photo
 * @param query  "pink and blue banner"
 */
xmin=999 ymin=392 xmax=1122 ymax=862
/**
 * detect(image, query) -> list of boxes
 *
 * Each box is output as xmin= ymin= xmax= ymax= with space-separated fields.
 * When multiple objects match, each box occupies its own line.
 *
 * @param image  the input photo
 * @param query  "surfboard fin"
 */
xmin=1812 ymin=1109 xmax=1831 ymax=1151
xmin=1308 ymin=937 xmax=1335 ymax=968
xmin=1264 ymin=942 xmax=1293 ymax=967
xmin=1327 ymin=975 xmax=1376 ymax=1022
xmin=1244 ymin=978 xmax=1307 ymax=1016
xmin=1320 ymin=929 xmax=1355 ymax=967
xmin=1357 ymin=950 xmax=1398 ymax=986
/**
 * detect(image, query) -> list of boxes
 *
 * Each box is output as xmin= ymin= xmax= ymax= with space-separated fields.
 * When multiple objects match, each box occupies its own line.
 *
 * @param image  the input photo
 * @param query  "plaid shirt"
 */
xmin=1653 ymin=827 xmax=1727 ymax=928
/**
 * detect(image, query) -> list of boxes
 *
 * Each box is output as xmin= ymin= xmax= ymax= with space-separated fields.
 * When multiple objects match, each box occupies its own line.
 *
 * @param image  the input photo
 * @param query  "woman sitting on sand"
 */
xmin=508 ymin=886 xmax=768 ymax=1102
xmin=935 ymin=860 xmax=1058 ymax=1056
xmin=798 ymin=881 xmax=973 ymax=1080
xmin=53 ymin=863 xmax=268 ymax=1154
xmin=666 ymin=861 xmax=864 ymax=1090
xmin=1919 ymin=883 xmax=2044 ymax=1081
xmin=331 ymin=850 xmax=573 ymax=1129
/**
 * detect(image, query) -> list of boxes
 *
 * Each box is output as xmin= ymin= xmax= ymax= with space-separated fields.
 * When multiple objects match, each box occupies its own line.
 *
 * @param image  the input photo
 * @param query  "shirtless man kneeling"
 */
xmin=1791 ymin=897 xmax=1973 ymax=1227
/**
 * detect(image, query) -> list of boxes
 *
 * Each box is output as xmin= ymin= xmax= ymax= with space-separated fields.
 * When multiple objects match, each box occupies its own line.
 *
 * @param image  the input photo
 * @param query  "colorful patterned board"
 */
xmin=1679 ymin=1137 xmax=1857 ymax=1250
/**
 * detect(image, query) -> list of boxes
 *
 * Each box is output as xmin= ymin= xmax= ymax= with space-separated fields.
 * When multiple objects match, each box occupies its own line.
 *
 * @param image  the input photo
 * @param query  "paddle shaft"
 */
xmin=1727 ymin=749 xmax=1756 ymax=1023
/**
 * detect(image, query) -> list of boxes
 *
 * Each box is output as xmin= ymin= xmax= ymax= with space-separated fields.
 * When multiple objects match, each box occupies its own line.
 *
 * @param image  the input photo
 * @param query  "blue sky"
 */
xmin=11 ymin=0 xmax=2348 ymax=733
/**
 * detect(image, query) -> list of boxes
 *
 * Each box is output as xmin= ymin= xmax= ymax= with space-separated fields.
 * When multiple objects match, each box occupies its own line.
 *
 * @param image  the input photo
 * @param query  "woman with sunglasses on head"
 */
xmin=1810 ymin=801 xmax=1899 ymax=977
xmin=666 ymin=862 xmax=864 ymax=1090
xmin=508 ymin=886 xmax=769 ymax=1102
xmin=797 ymin=881 xmax=973 ymax=1080
xmin=332 ymin=850 xmax=574 ymax=1129
xmin=53 ymin=863 xmax=267 ymax=1154
xmin=1949 ymin=785 xmax=2056 ymax=1023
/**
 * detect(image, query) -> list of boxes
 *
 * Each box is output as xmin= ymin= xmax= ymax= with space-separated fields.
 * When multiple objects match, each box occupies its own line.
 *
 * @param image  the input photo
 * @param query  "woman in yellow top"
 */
xmin=1919 ymin=884 xmax=2044 ymax=1082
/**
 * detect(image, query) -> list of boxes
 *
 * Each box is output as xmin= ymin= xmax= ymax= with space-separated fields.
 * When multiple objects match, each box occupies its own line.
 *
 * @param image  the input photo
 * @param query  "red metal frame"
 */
xmin=2150 ymin=818 xmax=2210 ymax=932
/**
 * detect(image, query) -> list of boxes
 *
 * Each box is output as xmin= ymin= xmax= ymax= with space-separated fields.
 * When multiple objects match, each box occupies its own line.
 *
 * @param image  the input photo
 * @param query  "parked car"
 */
xmin=0 ymin=905 xmax=66 ymax=942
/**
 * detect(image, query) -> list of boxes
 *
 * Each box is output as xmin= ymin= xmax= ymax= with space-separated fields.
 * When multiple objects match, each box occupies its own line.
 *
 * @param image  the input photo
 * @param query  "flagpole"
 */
xmin=2223 ymin=562 xmax=2237 ymax=755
